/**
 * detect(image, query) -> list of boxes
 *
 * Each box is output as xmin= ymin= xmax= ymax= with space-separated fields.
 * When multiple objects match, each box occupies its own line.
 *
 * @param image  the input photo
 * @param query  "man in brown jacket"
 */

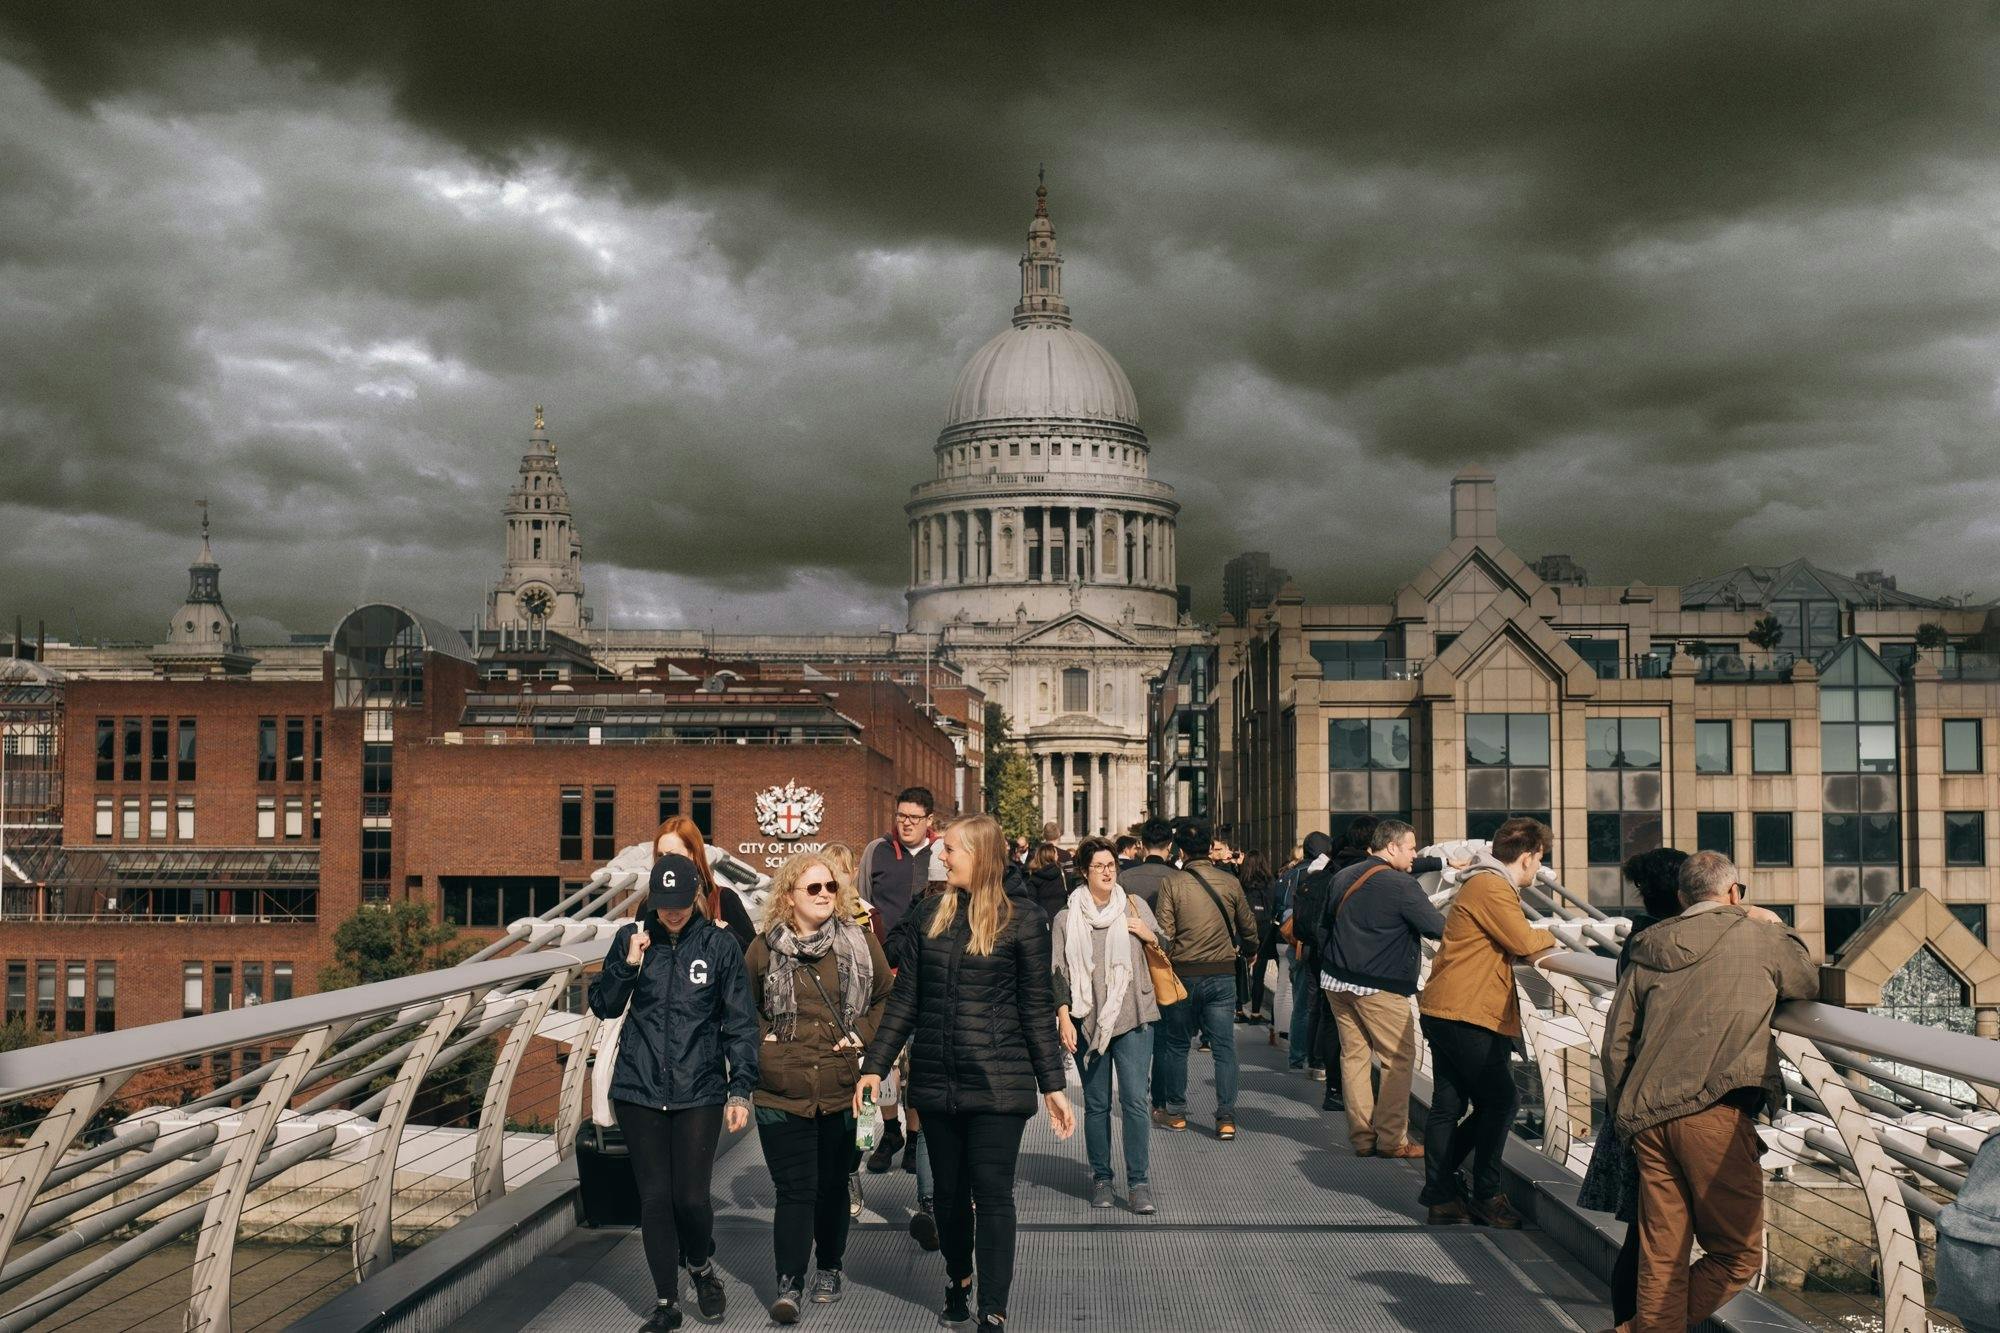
xmin=1417 ymin=816 xmax=1560 ymax=1228
xmin=1601 ymin=849 xmax=1818 ymax=1333
xmin=1152 ymin=821 xmax=1259 ymax=1140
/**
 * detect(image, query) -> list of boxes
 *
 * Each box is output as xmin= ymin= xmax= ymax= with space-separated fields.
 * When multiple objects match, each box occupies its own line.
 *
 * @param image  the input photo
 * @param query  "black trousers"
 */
xmin=756 ymin=1111 xmax=854 ymax=1279
xmin=924 ymin=1110 xmax=1029 ymax=1319
xmin=1418 ymin=1016 xmax=1519 ymax=1205
xmin=614 ymin=1101 xmax=724 ymax=1300
xmin=1248 ymin=924 xmax=1280 ymax=1014
xmin=1304 ymin=979 xmax=1337 ymax=1066
xmin=1611 ymin=1223 xmax=1640 ymax=1324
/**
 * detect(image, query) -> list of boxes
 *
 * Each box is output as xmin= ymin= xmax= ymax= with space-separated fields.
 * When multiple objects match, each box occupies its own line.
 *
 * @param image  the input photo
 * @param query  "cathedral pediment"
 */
xmin=1007 ymin=612 xmax=1140 ymax=649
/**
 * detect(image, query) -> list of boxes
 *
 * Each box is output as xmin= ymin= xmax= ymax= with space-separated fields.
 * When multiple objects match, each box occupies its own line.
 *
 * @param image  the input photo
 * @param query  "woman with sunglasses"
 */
xmin=859 ymin=813 xmax=1073 ymax=1331
xmin=1052 ymin=836 xmax=1164 ymax=1213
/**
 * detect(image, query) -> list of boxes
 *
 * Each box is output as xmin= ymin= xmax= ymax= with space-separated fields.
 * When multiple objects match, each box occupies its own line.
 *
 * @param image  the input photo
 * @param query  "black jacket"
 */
xmin=861 ymin=890 xmax=1066 ymax=1116
xmin=1299 ymin=846 xmax=1446 ymax=959
xmin=1321 ymin=856 xmax=1447 ymax=996
xmin=1026 ymin=864 xmax=1071 ymax=920
xmin=590 ymin=917 xmax=760 ymax=1110
xmin=712 ymin=886 xmax=755 ymax=949
xmin=860 ymin=833 xmax=935 ymax=941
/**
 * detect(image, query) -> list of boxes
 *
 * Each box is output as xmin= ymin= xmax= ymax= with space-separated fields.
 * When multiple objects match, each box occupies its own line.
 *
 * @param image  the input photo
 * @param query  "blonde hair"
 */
xmin=762 ymin=850 xmax=862 ymax=935
xmin=927 ymin=813 xmax=1012 ymax=956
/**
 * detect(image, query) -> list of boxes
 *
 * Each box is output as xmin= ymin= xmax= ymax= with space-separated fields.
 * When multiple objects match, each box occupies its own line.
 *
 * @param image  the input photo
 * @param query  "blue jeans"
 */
xmin=1151 ymin=973 xmax=1239 ymax=1120
xmin=1287 ymin=954 xmax=1319 ymax=1067
xmin=912 ymin=1128 xmax=933 ymax=1200
xmin=1079 ymin=1023 xmax=1153 ymax=1185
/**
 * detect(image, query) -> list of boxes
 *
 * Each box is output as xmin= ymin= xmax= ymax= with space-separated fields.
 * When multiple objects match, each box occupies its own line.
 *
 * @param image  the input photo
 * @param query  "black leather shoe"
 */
xmin=940 ymin=1278 xmax=972 ymax=1326
xmin=910 ymin=1199 xmax=941 ymax=1251
xmin=768 ymin=1278 xmax=802 ymax=1325
xmin=686 ymin=1263 xmax=725 ymax=1320
xmin=639 ymin=1304 xmax=683 ymax=1332
xmin=867 ymin=1122 xmax=905 ymax=1173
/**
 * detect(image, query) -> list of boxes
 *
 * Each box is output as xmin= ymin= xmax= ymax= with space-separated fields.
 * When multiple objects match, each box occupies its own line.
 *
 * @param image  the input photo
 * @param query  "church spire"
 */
xmin=1013 ymin=168 xmax=1070 ymax=328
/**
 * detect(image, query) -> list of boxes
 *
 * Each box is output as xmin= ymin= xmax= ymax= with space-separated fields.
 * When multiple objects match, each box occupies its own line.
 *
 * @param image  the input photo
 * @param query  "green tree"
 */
xmin=1915 ymin=622 xmax=1950 ymax=651
xmin=319 ymin=900 xmax=473 ymax=992
xmin=991 ymin=748 xmax=1043 ymax=841
xmin=984 ymin=702 xmax=1013 ymax=805
xmin=0 ymin=1017 xmax=49 ymax=1054
xmin=1747 ymin=614 xmax=1786 ymax=652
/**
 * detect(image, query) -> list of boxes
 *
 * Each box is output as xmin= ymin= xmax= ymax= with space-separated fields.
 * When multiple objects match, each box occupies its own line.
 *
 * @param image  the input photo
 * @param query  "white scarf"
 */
xmin=1062 ymin=882 xmax=1133 ymax=1056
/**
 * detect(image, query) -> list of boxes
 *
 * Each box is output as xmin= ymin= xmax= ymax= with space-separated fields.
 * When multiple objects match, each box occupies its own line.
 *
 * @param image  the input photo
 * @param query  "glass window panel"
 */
xmin=1823 ymin=813 xmax=1860 ymax=864
xmin=1861 ymin=865 xmax=1899 ymax=903
xmin=1822 ymin=774 xmax=1858 ymax=813
xmin=1585 ymin=771 xmax=1621 ymax=811
xmin=1948 ymin=904 xmax=1987 ymax=945
xmin=1509 ymin=715 xmax=1550 ymax=767
xmin=1821 ymin=724 xmax=1858 ymax=774
xmin=1371 ymin=719 xmax=1410 ymax=770
xmin=1509 ymin=767 xmax=1551 ymax=811
xmin=1466 ymin=715 xmax=1507 ymax=766
xmin=1824 ymin=866 xmax=1861 ymax=906
xmin=1465 ymin=769 xmax=1507 ymax=809
xmin=1807 ymin=602 xmax=1840 ymax=652
xmin=1329 ymin=720 xmax=1369 ymax=770
xmin=1857 ymin=774 xmax=1897 ymax=813
xmin=1466 ymin=810 xmax=1506 ymax=842
xmin=1587 ymin=812 xmax=1624 ymax=865
xmin=1370 ymin=770 xmax=1410 ymax=814
xmin=1622 ymin=770 xmax=1662 ymax=811
xmin=504 ymin=880 xmax=532 ymax=920
xmin=1694 ymin=720 xmax=1731 ymax=774
xmin=1753 ymin=813 xmax=1793 ymax=867
xmin=1860 ymin=813 xmax=1900 ymax=863
xmin=1622 ymin=813 xmax=1662 ymax=858
xmin=1586 ymin=866 xmax=1626 ymax=906
xmin=1586 ymin=719 xmax=1619 ymax=770
xmin=1821 ymin=691 xmax=1856 ymax=722
xmin=1858 ymin=724 xmax=1897 ymax=773
xmin=1944 ymin=719 xmax=1981 ymax=773
xmin=1752 ymin=721 xmax=1790 ymax=773
xmin=1329 ymin=771 xmax=1368 ymax=810
xmin=1857 ymin=688 xmax=1895 ymax=723
xmin=471 ymin=880 xmax=501 ymax=926
xmin=1945 ymin=812 xmax=1985 ymax=866
xmin=1696 ymin=811 xmax=1734 ymax=855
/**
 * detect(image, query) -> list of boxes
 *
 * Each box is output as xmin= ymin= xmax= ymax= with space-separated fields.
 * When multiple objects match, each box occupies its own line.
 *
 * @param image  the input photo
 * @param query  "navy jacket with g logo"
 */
xmin=589 ymin=917 xmax=759 ymax=1111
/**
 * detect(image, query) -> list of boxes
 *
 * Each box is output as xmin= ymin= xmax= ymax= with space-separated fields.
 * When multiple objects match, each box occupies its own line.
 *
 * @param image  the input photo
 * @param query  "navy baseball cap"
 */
xmin=648 ymin=853 xmax=702 ymax=911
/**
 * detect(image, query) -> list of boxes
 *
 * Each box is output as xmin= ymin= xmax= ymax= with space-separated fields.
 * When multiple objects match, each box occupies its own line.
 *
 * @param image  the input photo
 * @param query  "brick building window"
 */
xmin=285 ymin=718 xmax=306 ymax=782
xmin=311 ymin=797 xmax=321 ymax=840
xmin=95 ymin=798 xmax=113 ymax=839
xmin=94 ymin=961 xmax=115 ymax=1032
xmin=64 ymin=961 xmax=85 ymax=1033
xmin=441 ymin=876 xmax=564 ymax=926
xmin=311 ymin=718 xmax=323 ymax=782
xmin=362 ymin=742 xmax=393 ymax=795
xmin=1465 ymin=713 xmax=1551 ymax=843
xmin=1753 ymin=812 xmax=1793 ymax=867
xmin=272 ymin=962 xmax=293 ymax=1002
xmin=257 ymin=719 xmax=278 ymax=781
xmin=177 ymin=796 xmax=194 ymax=840
xmin=559 ymin=787 xmax=584 ymax=860
xmin=36 ymin=961 xmax=56 ymax=1030
xmin=691 ymin=786 xmax=714 ymax=838
xmin=122 ymin=799 xmax=140 ymax=840
xmin=123 ymin=717 xmax=142 ymax=781
xmin=1585 ymin=718 xmax=1664 ymax=908
xmin=243 ymin=962 xmax=263 ymax=1006
xmin=1328 ymin=718 xmax=1411 ymax=838
xmin=284 ymin=796 xmax=303 ymax=839
xmin=177 ymin=718 xmax=197 ymax=781
xmin=1944 ymin=719 xmax=1982 ymax=773
xmin=659 ymin=785 xmax=682 ymax=825
xmin=210 ymin=962 xmax=233 ymax=1013
xmin=1946 ymin=812 xmax=1986 ymax=866
xmin=149 ymin=797 xmax=168 ymax=840
xmin=592 ymin=787 xmax=616 ymax=862
xmin=96 ymin=719 xmax=114 ymax=780
xmin=5 ymin=961 xmax=24 ymax=1025
xmin=257 ymin=797 xmax=276 ymax=840
xmin=150 ymin=717 xmax=169 ymax=782
xmin=361 ymin=829 xmax=391 ymax=903
xmin=1694 ymin=720 xmax=1731 ymax=774
xmin=1696 ymin=811 xmax=1735 ymax=856
xmin=182 ymin=962 xmax=202 ymax=1018
xmin=1751 ymin=720 xmax=1790 ymax=774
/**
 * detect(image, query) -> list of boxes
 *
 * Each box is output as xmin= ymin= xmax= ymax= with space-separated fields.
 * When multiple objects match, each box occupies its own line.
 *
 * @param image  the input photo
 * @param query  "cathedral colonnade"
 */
xmin=1033 ymin=748 xmax=1142 ymax=841
xmin=909 ymin=503 xmax=1175 ymax=590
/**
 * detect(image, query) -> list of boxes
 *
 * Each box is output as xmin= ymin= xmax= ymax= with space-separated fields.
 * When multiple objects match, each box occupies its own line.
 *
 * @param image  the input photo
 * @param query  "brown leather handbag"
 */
xmin=1130 ymin=901 xmax=1187 ymax=1006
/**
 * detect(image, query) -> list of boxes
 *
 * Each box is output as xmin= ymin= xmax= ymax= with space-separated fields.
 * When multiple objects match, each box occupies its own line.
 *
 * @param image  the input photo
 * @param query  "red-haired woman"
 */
xmin=654 ymin=815 xmax=756 ymax=948
xmin=858 ymin=814 xmax=1073 ymax=1330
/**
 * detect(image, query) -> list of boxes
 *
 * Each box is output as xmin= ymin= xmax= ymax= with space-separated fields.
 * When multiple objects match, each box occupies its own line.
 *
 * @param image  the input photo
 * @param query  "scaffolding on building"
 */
xmin=0 ymin=657 xmax=63 ymax=918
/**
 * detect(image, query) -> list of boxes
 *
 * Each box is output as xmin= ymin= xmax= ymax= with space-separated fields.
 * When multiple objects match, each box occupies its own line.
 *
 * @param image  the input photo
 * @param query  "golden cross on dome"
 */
xmin=196 ymin=497 xmax=210 ymax=536
xmin=533 ymin=404 xmax=545 ymax=432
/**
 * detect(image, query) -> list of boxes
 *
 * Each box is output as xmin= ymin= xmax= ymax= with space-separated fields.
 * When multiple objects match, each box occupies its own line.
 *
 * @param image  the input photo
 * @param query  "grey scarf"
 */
xmin=763 ymin=918 xmax=872 ymax=1042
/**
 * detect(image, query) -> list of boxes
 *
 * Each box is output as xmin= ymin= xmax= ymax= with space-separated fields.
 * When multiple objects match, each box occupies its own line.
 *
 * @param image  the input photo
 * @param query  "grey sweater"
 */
xmin=1051 ymin=896 xmax=1164 ymax=1047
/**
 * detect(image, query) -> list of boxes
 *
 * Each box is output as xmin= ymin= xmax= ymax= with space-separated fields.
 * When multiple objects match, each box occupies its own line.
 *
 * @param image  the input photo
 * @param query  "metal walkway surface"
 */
xmin=450 ymin=1039 xmax=1614 ymax=1332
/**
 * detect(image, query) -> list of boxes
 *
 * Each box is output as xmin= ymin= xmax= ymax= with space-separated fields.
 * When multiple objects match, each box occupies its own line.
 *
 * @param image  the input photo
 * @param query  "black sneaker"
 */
xmin=940 ymin=1278 xmax=972 ymax=1326
xmin=975 ymin=1315 xmax=1006 ymax=1330
xmin=866 ymin=1121 xmax=905 ymax=1173
xmin=809 ymin=1269 xmax=843 ymax=1304
xmin=768 ymin=1278 xmax=802 ymax=1325
xmin=903 ymin=1138 xmax=921 ymax=1174
xmin=1321 ymin=1086 xmax=1343 ymax=1113
xmin=686 ymin=1263 xmax=725 ymax=1321
xmin=910 ymin=1199 xmax=941 ymax=1251
xmin=639 ymin=1304 xmax=683 ymax=1332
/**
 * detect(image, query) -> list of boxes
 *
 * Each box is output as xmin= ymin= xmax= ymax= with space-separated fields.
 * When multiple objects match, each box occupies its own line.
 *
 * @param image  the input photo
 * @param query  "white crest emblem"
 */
xmin=755 ymin=781 xmax=825 ymax=839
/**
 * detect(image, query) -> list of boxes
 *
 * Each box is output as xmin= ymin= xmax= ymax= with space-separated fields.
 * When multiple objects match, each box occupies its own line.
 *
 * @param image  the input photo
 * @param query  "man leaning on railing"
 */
xmin=1599 ymin=850 xmax=1819 ymax=1333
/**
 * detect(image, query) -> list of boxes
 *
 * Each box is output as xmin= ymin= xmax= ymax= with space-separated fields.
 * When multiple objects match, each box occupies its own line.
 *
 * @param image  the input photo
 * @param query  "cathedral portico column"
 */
xmin=1068 ymin=507 xmax=1079 ymax=583
xmin=1091 ymin=752 xmax=1107 ymax=835
xmin=1038 ymin=752 xmax=1052 ymax=826
xmin=1042 ymin=507 xmax=1055 ymax=583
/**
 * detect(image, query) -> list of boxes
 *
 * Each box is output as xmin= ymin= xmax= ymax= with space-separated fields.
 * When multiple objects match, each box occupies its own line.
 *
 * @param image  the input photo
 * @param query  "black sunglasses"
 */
xmin=797 ymin=879 xmax=838 ymax=896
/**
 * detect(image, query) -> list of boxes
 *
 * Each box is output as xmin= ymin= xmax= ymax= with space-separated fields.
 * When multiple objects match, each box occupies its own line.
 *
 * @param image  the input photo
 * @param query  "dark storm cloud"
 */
xmin=5 ymin=2 xmax=2000 ymax=641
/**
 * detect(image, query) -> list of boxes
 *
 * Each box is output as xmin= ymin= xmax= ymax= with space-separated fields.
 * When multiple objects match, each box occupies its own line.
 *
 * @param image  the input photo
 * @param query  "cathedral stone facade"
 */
xmin=485 ymin=408 xmax=589 ymax=633
xmin=906 ymin=182 xmax=1200 ymax=838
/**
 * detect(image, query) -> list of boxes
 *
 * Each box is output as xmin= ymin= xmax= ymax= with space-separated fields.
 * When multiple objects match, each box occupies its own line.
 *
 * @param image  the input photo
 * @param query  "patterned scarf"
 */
xmin=763 ymin=917 xmax=873 ymax=1042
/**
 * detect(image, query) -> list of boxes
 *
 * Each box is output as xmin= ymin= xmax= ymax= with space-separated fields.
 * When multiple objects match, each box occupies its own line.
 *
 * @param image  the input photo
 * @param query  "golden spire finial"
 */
xmin=1034 ymin=163 xmax=1048 ymax=218
xmin=533 ymin=404 xmax=545 ymax=432
xmin=196 ymin=497 xmax=210 ymax=537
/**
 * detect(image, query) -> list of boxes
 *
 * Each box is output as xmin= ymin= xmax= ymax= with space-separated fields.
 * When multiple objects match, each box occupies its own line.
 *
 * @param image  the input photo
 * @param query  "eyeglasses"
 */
xmin=894 ymin=812 xmax=929 ymax=824
xmin=1087 ymin=859 xmax=1118 ymax=874
xmin=796 ymin=879 xmax=838 ymax=897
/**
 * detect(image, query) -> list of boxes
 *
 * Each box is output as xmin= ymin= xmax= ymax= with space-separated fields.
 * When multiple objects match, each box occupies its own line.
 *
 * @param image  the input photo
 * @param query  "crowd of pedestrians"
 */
xmin=586 ymin=790 xmax=1824 ymax=1331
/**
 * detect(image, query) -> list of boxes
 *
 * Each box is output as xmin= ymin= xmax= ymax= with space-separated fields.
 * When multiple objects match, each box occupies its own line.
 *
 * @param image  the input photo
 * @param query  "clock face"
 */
xmin=521 ymin=587 xmax=553 ymax=619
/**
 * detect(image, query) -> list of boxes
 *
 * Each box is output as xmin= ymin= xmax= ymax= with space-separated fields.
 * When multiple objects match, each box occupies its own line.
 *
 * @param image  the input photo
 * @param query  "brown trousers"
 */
xmin=1627 ymin=1100 xmax=1765 ymax=1333
xmin=1328 ymin=989 xmax=1415 ymax=1153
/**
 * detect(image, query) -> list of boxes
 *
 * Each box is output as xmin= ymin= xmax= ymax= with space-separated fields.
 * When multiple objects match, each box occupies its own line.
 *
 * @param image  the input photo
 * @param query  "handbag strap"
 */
xmin=796 ymin=951 xmax=862 ymax=1045
xmin=1189 ymin=867 xmax=1252 ymax=952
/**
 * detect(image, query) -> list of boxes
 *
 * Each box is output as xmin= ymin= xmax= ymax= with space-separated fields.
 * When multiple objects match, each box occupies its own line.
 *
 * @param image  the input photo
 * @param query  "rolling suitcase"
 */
xmin=575 ymin=1122 xmax=641 ymax=1227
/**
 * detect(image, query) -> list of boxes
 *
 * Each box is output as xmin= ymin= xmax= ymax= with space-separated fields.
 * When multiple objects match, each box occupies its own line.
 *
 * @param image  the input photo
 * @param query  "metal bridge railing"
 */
xmin=1412 ymin=844 xmax=1999 ymax=1333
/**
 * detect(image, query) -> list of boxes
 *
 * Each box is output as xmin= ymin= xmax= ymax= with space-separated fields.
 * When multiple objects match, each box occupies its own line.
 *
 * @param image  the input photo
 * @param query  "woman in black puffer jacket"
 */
xmin=1024 ymin=842 xmax=1071 ymax=920
xmin=859 ymin=814 xmax=1073 ymax=1330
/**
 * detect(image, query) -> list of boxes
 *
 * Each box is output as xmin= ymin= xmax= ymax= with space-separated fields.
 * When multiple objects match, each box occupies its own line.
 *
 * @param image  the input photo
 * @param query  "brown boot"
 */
xmin=1424 ymin=1198 xmax=1470 ymax=1225
xmin=1467 ymin=1194 xmax=1524 ymax=1229
xmin=1381 ymin=1143 xmax=1425 ymax=1159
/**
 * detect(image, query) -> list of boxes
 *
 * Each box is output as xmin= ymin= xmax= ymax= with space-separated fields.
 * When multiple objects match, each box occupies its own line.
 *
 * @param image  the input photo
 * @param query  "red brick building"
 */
xmin=4 ymin=605 xmax=962 ymax=1038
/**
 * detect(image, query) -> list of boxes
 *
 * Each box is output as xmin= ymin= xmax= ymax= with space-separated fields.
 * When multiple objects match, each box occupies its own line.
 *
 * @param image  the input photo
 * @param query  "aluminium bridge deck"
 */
xmin=450 ymin=1039 xmax=1614 ymax=1332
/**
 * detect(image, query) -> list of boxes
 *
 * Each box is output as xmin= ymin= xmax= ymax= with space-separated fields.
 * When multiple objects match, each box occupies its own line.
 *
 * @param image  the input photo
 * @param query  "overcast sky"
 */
xmin=7 ymin=3 xmax=2000 ymax=643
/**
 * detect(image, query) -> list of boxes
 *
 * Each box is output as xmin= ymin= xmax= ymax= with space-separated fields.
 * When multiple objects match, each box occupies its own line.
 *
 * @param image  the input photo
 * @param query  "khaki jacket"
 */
xmin=1603 ymin=902 xmax=1819 ymax=1138
xmin=1156 ymin=859 xmax=1258 ymax=978
xmin=1417 ymin=863 xmax=1557 ymax=1037
xmin=744 ymin=928 xmax=894 ymax=1117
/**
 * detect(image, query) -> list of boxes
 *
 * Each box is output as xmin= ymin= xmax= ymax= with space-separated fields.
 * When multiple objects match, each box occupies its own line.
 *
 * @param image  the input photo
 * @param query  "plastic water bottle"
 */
xmin=856 ymin=1087 xmax=882 ymax=1152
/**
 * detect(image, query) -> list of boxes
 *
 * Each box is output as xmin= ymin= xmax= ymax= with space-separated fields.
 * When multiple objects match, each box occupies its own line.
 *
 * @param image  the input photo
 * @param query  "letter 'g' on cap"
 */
xmin=649 ymin=852 xmax=702 ymax=911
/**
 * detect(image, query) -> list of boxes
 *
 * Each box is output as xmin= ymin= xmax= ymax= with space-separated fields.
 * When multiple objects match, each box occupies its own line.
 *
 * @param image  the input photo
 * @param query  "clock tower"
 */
xmin=486 ymin=406 xmax=590 ymax=633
